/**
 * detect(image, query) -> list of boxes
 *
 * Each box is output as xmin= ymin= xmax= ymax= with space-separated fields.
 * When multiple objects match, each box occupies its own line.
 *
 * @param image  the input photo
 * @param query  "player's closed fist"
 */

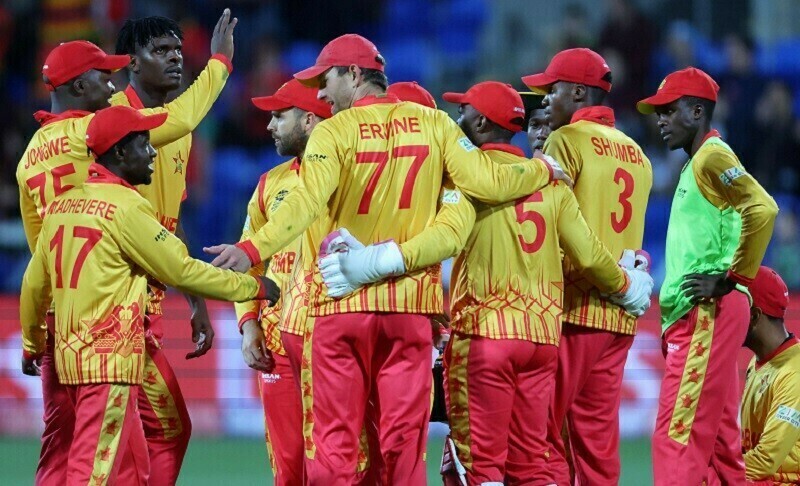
xmin=240 ymin=320 xmax=275 ymax=373
xmin=210 ymin=8 xmax=238 ymax=60
xmin=534 ymin=150 xmax=573 ymax=188
xmin=257 ymin=276 xmax=281 ymax=306
xmin=21 ymin=353 xmax=42 ymax=377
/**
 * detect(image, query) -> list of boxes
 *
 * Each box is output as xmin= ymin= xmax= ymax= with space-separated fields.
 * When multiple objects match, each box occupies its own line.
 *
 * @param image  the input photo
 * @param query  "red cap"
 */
xmin=443 ymin=81 xmax=526 ymax=132
xmin=637 ymin=67 xmax=719 ymax=114
xmin=750 ymin=266 xmax=789 ymax=319
xmin=522 ymin=48 xmax=611 ymax=94
xmin=42 ymin=40 xmax=130 ymax=91
xmin=252 ymin=79 xmax=332 ymax=119
xmin=387 ymin=81 xmax=437 ymax=109
xmin=86 ymin=106 xmax=167 ymax=156
xmin=294 ymin=34 xmax=384 ymax=85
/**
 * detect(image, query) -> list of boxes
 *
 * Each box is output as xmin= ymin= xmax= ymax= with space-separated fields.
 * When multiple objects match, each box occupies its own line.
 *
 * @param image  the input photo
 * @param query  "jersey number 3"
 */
xmin=515 ymin=192 xmax=546 ymax=254
xmin=611 ymin=168 xmax=634 ymax=233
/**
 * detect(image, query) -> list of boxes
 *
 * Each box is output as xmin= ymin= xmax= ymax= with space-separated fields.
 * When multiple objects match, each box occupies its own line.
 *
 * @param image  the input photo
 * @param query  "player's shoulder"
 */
xmin=693 ymin=139 xmax=742 ymax=175
xmin=269 ymin=158 xmax=299 ymax=177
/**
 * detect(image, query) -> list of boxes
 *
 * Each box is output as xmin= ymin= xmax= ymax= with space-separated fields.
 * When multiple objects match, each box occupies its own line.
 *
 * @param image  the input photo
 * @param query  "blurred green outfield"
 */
xmin=1 ymin=436 xmax=653 ymax=484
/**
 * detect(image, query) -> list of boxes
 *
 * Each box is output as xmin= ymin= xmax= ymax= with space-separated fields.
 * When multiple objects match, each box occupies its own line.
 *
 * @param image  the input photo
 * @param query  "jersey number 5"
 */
xmin=356 ymin=145 xmax=430 ymax=214
xmin=26 ymin=164 xmax=77 ymax=217
xmin=50 ymin=225 xmax=103 ymax=289
xmin=611 ymin=167 xmax=634 ymax=233
xmin=515 ymin=192 xmax=546 ymax=253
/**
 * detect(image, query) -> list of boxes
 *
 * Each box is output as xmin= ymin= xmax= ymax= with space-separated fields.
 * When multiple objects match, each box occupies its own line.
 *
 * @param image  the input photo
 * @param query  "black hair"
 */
xmin=115 ymin=16 xmax=183 ymax=56
xmin=334 ymin=56 xmax=389 ymax=91
xmin=94 ymin=131 xmax=145 ymax=161
xmin=680 ymin=96 xmax=716 ymax=119
xmin=586 ymin=71 xmax=613 ymax=104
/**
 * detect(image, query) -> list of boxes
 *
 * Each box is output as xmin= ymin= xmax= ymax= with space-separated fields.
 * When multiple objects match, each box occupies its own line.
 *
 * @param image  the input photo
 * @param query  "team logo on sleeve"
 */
xmin=457 ymin=137 xmax=477 ymax=152
xmin=776 ymin=405 xmax=800 ymax=428
xmin=441 ymin=189 xmax=462 ymax=205
xmin=719 ymin=166 xmax=746 ymax=186
xmin=270 ymin=189 xmax=289 ymax=212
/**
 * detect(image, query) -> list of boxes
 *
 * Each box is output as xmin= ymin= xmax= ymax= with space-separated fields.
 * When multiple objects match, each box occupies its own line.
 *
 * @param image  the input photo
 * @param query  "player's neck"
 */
xmin=687 ymin=122 xmax=712 ymax=157
xmin=353 ymin=84 xmax=385 ymax=103
xmin=753 ymin=327 xmax=791 ymax=362
xmin=129 ymin=78 xmax=170 ymax=107
xmin=50 ymin=96 xmax=85 ymax=114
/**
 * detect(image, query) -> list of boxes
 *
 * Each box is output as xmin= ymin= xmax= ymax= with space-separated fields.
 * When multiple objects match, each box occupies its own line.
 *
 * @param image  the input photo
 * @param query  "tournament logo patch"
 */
xmin=270 ymin=189 xmax=289 ymax=212
xmin=457 ymin=137 xmax=477 ymax=152
xmin=719 ymin=166 xmax=746 ymax=186
xmin=441 ymin=189 xmax=462 ymax=205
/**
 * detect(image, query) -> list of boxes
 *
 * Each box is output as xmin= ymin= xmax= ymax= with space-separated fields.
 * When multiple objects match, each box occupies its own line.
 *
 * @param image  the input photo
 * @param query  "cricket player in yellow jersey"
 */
xmin=740 ymin=267 xmax=800 ymax=486
xmin=203 ymin=34 xmax=571 ymax=484
xmin=112 ymin=14 xmax=237 ymax=483
xmin=233 ymin=79 xmax=332 ymax=485
xmin=523 ymin=48 xmax=654 ymax=485
xmin=19 ymin=106 xmax=278 ymax=485
xmin=638 ymin=68 xmax=777 ymax=485
xmin=16 ymin=13 xmax=237 ymax=484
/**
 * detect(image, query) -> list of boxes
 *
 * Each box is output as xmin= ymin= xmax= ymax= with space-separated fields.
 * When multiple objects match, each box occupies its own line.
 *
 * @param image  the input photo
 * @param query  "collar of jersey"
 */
xmin=700 ymin=128 xmax=722 ymax=146
xmin=34 ymin=109 xmax=92 ymax=127
xmin=87 ymin=162 xmax=138 ymax=191
xmin=756 ymin=333 xmax=799 ymax=369
xmin=290 ymin=157 xmax=300 ymax=172
xmin=480 ymin=143 xmax=525 ymax=157
xmin=353 ymin=93 xmax=401 ymax=107
xmin=570 ymin=106 xmax=615 ymax=127
xmin=124 ymin=85 xmax=146 ymax=109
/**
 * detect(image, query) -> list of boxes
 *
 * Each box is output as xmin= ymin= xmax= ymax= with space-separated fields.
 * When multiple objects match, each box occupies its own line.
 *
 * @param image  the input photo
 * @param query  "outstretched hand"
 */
xmin=204 ymin=244 xmax=251 ymax=272
xmin=210 ymin=9 xmax=238 ymax=60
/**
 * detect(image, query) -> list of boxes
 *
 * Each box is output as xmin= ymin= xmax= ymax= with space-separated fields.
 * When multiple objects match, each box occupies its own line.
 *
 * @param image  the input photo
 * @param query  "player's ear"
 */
xmin=128 ymin=55 xmax=140 ymax=74
xmin=573 ymin=84 xmax=587 ymax=103
xmin=349 ymin=65 xmax=359 ymax=83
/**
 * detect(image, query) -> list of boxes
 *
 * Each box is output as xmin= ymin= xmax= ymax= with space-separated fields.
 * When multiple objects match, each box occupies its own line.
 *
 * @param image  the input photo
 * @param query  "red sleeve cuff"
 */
xmin=238 ymin=311 xmax=259 ymax=334
xmin=210 ymin=54 xmax=233 ymax=74
xmin=235 ymin=240 xmax=261 ymax=266
xmin=22 ymin=349 xmax=43 ymax=360
xmin=616 ymin=271 xmax=631 ymax=294
xmin=538 ymin=157 xmax=555 ymax=182
xmin=727 ymin=269 xmax=754 ymax=287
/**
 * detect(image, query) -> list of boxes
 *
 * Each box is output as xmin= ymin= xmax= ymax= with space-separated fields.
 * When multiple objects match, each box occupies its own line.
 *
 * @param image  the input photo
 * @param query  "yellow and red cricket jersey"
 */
xmin=235 ymin=159 xmax=304 ymax=355
xmin=110 ymin=55 xmax=233 ymax=315
xmin=741 ymin=336 xmax=800 ymax=484
xmin=544 ymin=106 xmax=652 ymax=335
xmin=450 ymin=144 xmax=627 ymax=345
xmin=17 ymin=55 xmax=232 ymax=256
xmin=20 ymin=164 xmax=264 ymax=386
xmin=238 ymin=95 xmax=554 ymax=317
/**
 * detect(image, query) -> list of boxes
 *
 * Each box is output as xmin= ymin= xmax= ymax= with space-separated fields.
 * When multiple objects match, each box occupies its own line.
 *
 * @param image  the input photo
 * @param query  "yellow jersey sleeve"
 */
xmin=117 ymin=198 xmax=263 ymax=303
xmin=693 ymin=148 xmax=779 ymax=285
xmin=744 ymin=368 xmax=800 ymax=480
xmin=438 ymin=113 xmax=553 ymax=204
xmin=18 ymin=174 xmax=42 ymax=253
xmin=234 ymin=176 xmax=268 ymax=325
xmin=543 ymin=129 xmax=582 ymax=181
xmin=19 ymin=234 xmax=51 ymax=356
xmin=241 ymin=124 xmax=341 ymax=263
xmin=140 ymin=56 xmax=232 ymax=148
xmin=399 ymin=178 xmax=476 ymax=272
xmin=555 ymin=185 xmax=627 ymax=294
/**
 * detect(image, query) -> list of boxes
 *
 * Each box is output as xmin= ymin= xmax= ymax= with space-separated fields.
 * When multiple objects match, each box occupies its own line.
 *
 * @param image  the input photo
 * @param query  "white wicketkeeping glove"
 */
xmin=609 ymin=267 xmax=654 ymax=317
xmin=318 ymin=228 xmax=406 ymax=299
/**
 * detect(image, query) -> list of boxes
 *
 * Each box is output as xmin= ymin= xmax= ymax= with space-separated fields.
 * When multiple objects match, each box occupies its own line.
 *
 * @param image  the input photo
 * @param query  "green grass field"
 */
xmin=0 ymin=436 xmax=653 ymax=484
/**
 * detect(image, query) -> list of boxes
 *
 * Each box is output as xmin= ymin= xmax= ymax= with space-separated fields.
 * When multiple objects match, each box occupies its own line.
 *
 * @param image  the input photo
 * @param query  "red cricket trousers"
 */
xmin=445 ymin=332 xmax=558 ymax=485
xmin=304 ymin=312 xmax=432 ymax=485
xmin=256 ymin=332 xmax=305 ymax=485
xmin=66 ymin=383 xmax=148 ymax=485
xmin=137 ymin=314 xmax=192 ymax=486
xmin=547 ymin=323 xmax=635 ymax=486
xmin=652 ymin=294 xmax=748 ymax=486
xmin=35 ymin=314 xmax=74 ymax=486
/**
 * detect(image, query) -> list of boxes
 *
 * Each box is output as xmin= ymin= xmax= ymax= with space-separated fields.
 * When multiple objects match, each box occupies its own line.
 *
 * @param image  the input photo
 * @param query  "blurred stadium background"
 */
xmin=1 ymin=0 xmax=800 ymax=483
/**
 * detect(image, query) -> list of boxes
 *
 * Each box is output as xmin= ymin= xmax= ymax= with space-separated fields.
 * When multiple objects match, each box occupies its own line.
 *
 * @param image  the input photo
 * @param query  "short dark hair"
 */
xmin=681 ymin=96 xmax=716 ymax=119
xmin=116 ymin=16 xmax=183 ymax=55
xmin=334 ymin=62 xmax=389 ymax=91
xmin=586 ymin=71 xmax=613 ymax=104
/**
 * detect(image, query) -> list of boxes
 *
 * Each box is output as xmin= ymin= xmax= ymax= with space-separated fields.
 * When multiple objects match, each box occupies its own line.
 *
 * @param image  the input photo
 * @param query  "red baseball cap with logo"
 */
xmin=637 ymin=67 xmax=719 ymax=114
xmin=522 ymin=48 xmax=611 ymax=95
xmin=86 ymin=106 xmax=167 ymax=156
xmin=294 ymin=34 xmax=384 ymax=85
xmin=42 ymin=40 xmax=131 ymax=91
xmin=252 ymin=79 xmax=333 ymax=119
xmin=443 ymin=81 xmax=526 ymax=132
xmin=387 ymin=81 xmax=437 ymax=109
xmin=750 ymin=266 xmax=790 ymax=319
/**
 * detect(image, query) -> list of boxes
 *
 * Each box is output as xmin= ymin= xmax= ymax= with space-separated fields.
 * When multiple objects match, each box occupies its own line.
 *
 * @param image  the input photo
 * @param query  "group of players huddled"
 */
xmin=15 ymin=7 xmax=798 ymax=486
